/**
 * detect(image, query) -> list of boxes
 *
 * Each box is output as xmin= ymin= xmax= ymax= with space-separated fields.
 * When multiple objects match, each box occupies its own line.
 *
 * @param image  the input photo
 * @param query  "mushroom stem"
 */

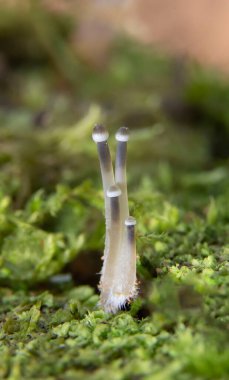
xmin=100 ymin=185 xmax=122 ymax=313
xmin=100 ymin=214 xmax=137 ymax=314
xmin=92 ymin=124 xmax=114 ymax=193
xmin=115 ymin=127 xmax=129 ymax=221
xmin=123 ymin=216 xmax=137 ymax=298
xmin=114 ymin=127 xmax=137 ymax=308
xmin=92 ymin=124 xmax=114 ymax=260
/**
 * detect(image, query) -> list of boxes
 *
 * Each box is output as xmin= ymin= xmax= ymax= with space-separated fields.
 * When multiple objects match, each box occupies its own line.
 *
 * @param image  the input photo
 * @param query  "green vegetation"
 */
xmin=0 ymin=4 xmax=228 ymax=379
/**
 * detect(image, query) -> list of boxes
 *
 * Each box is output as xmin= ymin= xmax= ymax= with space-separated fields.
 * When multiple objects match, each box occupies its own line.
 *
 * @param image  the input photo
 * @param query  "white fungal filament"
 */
xmin=92 ymin=125 xmax=137 ymax=313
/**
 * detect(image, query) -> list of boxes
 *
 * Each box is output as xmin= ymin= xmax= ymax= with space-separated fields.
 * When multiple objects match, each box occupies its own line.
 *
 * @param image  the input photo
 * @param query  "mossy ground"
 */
xmin=0 ymin=5 xmax=229 ymax=379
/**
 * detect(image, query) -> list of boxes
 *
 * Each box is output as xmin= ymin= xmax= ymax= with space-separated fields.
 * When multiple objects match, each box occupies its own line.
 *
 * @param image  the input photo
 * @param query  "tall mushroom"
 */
xmin=92 ymin=125 xmax=137 ymax=313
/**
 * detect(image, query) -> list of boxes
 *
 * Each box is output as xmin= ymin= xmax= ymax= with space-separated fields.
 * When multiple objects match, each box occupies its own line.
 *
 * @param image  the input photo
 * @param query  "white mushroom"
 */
xmin=99 ymin=184 xmax=122 ymax=313
xmin=92 ymin=125 xmax=137 ymax=313
xmin=115 ymin=127 xmax=129 ymax=221
xmin=92 ymin=125 xmax=114 ymax=262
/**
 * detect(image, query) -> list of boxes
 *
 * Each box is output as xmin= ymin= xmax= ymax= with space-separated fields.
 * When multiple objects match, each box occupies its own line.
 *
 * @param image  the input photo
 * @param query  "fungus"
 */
xmin=92 ymin=125 xmax=137 ymax=313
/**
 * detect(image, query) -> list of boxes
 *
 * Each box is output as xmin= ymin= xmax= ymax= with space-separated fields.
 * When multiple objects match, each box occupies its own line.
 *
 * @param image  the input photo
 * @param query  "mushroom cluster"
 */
xmin=92 ymin=125 xmax=137 ymax=313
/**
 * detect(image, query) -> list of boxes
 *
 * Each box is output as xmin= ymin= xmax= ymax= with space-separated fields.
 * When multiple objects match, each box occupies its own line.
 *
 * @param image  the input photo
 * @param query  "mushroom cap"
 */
xmin=115 ymin=127 xmax=129 ymax=142
xmin=92 ymin=124 xmax=109 ymax=142
xmin=107 ymin=185 xmax=121 ymax=198
xmin=125 ymin=216 xmax=136 ymax=226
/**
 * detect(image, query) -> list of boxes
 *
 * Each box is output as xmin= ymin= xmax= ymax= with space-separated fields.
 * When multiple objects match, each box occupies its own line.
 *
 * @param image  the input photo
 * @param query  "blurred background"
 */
xmin=0 ymin=0 xmax=228 ymax=286
xmin=0 ymin=0 xmax=229 ymax=196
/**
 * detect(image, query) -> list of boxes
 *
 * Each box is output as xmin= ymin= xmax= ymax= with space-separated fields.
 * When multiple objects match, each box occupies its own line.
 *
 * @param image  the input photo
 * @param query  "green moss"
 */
xmin=0 ymin=175 xmax=228 ymax=378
